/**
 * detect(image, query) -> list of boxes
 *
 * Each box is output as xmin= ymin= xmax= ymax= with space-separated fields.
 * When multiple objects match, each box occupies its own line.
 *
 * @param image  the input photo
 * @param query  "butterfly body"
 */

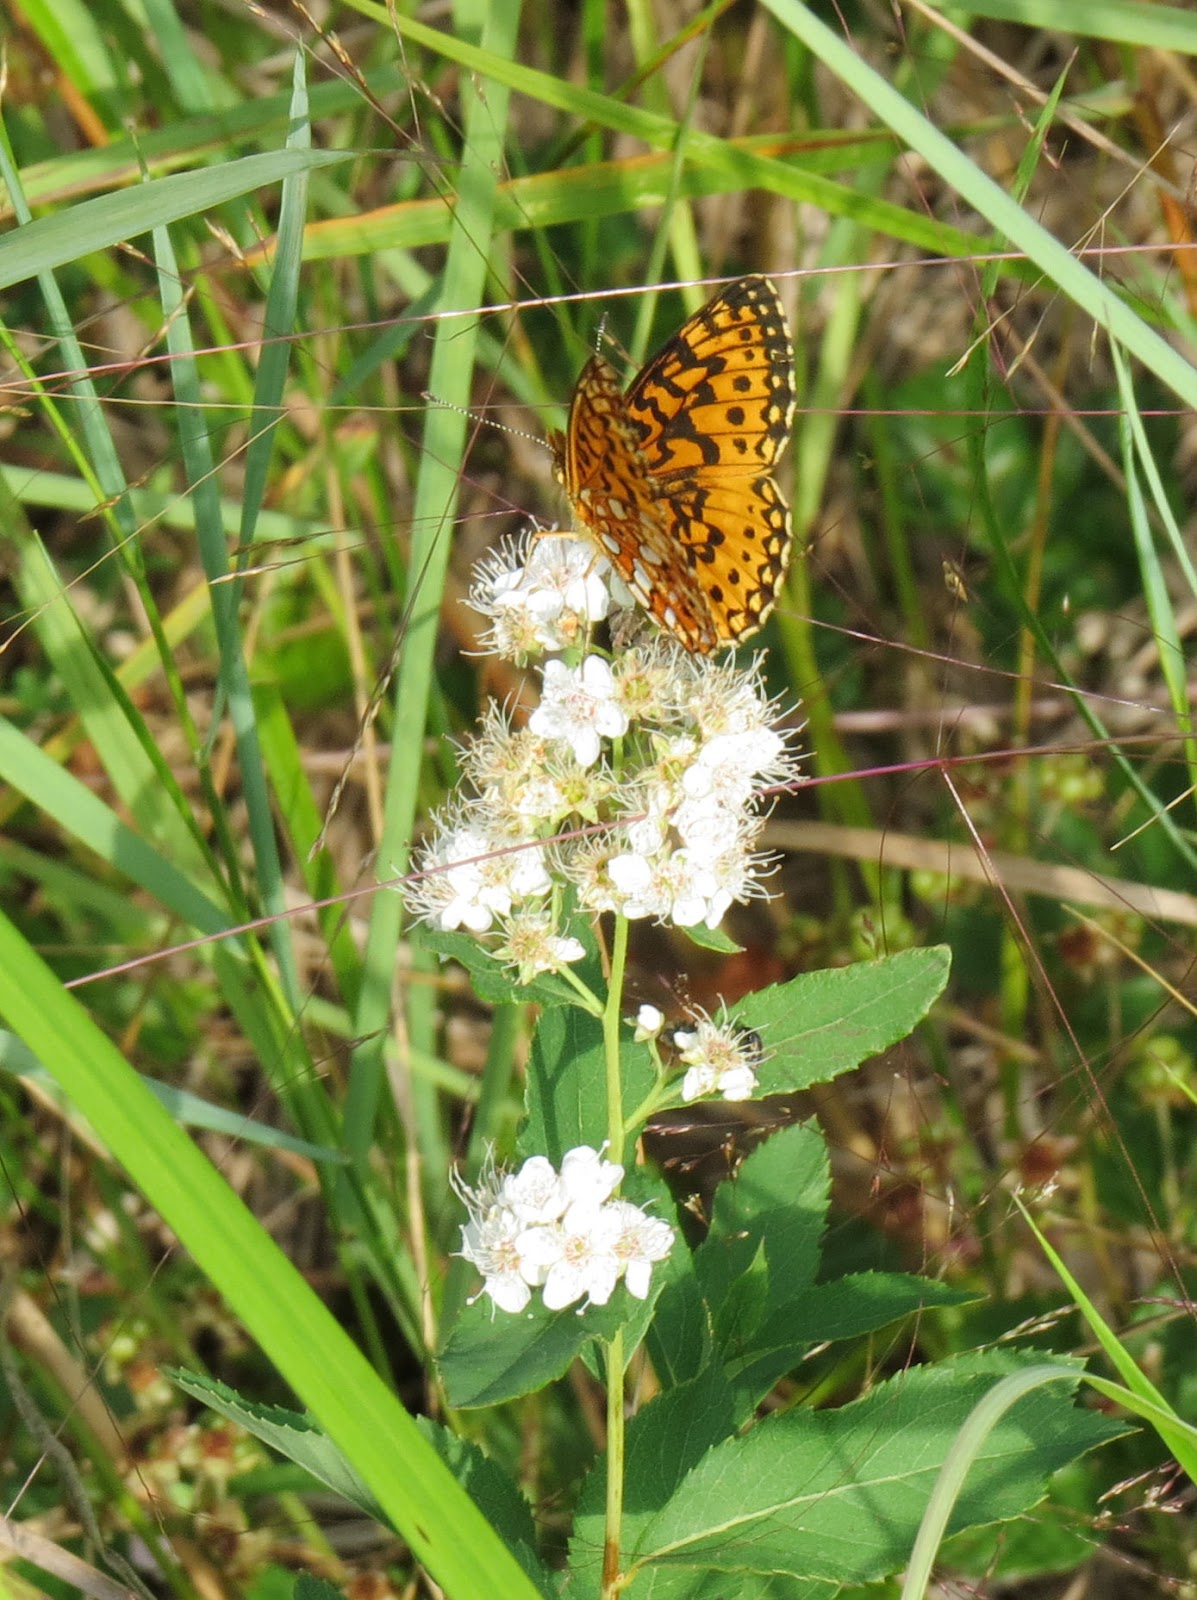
xmin=551 ymin=275 xmax=796 ymax=654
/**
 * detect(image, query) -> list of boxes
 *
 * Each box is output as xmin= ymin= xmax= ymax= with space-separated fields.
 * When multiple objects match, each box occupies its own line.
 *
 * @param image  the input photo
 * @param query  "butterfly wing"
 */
xmin=554 ymin=276 xmax=796 ymax=653
xmin=557 ymin=354 xmax=722 ymax=652
xmin=644 ymin=470 xmax=793 ymax=642
xmin=623 ymin=276 xmax=795 ymax=476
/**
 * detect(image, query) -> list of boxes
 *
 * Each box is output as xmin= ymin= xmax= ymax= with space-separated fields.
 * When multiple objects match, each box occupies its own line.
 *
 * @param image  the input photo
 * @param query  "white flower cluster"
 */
xmin=454 ymin=1146 xmax=675 ymax=1315
xmin=404 ymin=535 xmax=802 ymax=979
xmin=634 ymin=1003 xmax=766 ymax=1102
xmin=469 ymin=529 xmax=630 ymax=659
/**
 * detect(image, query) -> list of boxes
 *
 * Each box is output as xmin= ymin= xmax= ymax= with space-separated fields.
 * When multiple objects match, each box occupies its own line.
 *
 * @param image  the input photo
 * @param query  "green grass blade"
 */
xmin=1082 ymin=1376 xmax=1197 ymax=1477
xmin=153 ymin=219 xmax=305 ymax=1006
xmin=0 ymin=915 xmax=541 ymax=1600
xmin=14 ymin=0 xmax=119 ymax=103
xmin=1014 ymin=1195 xmax=1197 ymax=1474
xmin=760 ymin=0 xmax=1197 ymax=412
xmin=0 ymin=150 xmax=348 ymax=290
xmin=1111 ymin=344 xmax=1197 ymax=811
xmin=344 ymin=1 xmax=521 ymax=1172
xmin=0 ymin=718 xmax=227 ymax=934
xmin=0 ymin=475 xmax=209 ymax=866
xmin=959 ymin=0 xmax=1197 ymax=52
xmin=344 ymin=8 xmax=991 ymax=265
xmin=240 ymin=53 xmax=311 ymax=550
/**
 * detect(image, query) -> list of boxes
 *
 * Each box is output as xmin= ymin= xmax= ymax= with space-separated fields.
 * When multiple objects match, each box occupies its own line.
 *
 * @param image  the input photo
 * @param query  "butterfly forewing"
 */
xmin=624 ymin=276 xmax=795 ymax=476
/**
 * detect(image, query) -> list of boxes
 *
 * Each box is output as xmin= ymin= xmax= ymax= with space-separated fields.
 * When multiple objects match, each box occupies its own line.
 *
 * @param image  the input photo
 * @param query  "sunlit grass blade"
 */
xmin=760 ymin=0 xmax=1197 ymax=411
xmin=1014 ymin=1195 xmax=1197 ymax=1476
xmin=0 ymin=150 xmax=349 ymax=291
xmin=342 ymin=4 xmax=522 ymax=1201
xmin=0 ymin=914 xmax=542 ymax=1600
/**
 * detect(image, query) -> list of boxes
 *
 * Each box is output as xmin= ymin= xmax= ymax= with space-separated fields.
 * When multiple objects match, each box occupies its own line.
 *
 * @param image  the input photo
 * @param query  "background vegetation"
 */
xmin=2 ymin=0 xmax=1196 ymax=1595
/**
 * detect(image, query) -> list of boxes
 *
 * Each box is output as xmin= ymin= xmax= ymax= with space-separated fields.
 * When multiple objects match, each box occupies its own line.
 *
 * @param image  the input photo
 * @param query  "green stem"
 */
xmin=604 ymin=915 xmax=630 ymax=1163
xmin=600 ymin=914 xmax=630 ymax=1593
xmin=623 ymin=1082 xmax=676 ymax=1138
xmin=554 ymin=962 xmax=606 ymax=1017
xmin=601 ymin=1326 xmax=627 ymax=1598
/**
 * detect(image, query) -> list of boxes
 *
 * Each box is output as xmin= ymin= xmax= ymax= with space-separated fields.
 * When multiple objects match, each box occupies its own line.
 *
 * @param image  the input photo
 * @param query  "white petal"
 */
xmin=541 ymin=1261 xmax=588 ymax=1311
xmin=485 ymin=1273 xmax=533 ymax=1314
xmin=624 ymin=1259 xmax=653 ymax=1299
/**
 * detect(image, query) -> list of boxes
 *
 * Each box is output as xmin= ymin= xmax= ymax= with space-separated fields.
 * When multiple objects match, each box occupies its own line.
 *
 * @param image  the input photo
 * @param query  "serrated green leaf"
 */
xmin=742 ymin=946 xmax=951 ymax=1094
xmin=439 ymin=1277 xmax=662 ymax=1410
xmin=697 ymin=1122 xmax=828 ymax=1327
xmin=727 ymin=1273 xmax=974 ymax=1416
xmin=168 ymin=1370 xmax=384 ymax=1522
xmin=627 ymin=1354 xmax=1120 ymax=1590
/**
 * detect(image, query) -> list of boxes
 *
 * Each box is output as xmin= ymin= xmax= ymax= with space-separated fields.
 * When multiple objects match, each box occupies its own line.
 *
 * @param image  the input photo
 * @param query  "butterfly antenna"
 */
xmin=422 ymin=390 xmax=546 ymax=451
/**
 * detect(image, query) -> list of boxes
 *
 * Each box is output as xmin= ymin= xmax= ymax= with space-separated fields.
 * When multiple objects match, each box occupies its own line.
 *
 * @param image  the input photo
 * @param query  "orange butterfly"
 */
xmin=551 ymin=276 xmax=796 ymax=654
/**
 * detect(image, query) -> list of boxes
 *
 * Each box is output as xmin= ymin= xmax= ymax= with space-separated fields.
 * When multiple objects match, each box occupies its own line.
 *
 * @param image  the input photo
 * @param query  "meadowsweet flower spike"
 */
xmin=405 ymin=535 xmax=804 ymax=978
xmin=454 ymin=1147 xmax=673 ymax=1315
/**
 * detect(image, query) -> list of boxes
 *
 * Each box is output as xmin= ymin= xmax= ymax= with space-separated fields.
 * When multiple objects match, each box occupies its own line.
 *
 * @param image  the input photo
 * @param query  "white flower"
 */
xmin=502 ymin=1156 xmax=566 ymax=1224
xmin=622 ymin=806 xmax=670 ymax=859
xmin=529 ymin=655 xmax=629 ymax=768
xmin=494 ymin=910 xmax=586 ymax=985
xmin=684 ymin=830 xmax=776 ymax=927
xmin=525 ymin=535 xmax=614 ymax=624
xmin=671 ymin=797 xmax=744 ymax=854
xmin=557 ymin=834 xmax=622 ymax=915
xmin=681 ymin=727 xmax=786 ymax=809
xmin=685 ymin=654 xmax=777 ymax=740
xmin=681 ymin=1058 xmax=757 ymax=1102
xmin=525 ymin=1199 xmax=624 ymax=1311
xmin=463 ymin=710 xmax=607 ymax=829
xmin=605 ymin=847 xmax=670 ymax=922
xmin=633 ymin=1005 xmax=665 ymax=1041
xmin=604 ymin=835 xmax=757 ymax=929
xmin=607 ymin=1200 xmax=675 ymax=1298
xmin=470 ymin=532 xmax=614 ymax=655
xmin=513 ymin=770 xmax=577 ymax=826
xmin=408 ymin=824 xmax=495 ymax=933
xmin=559 ymin=1145 xmax=623 ymax=1208
xmin=458 ymin=1202 xmax=534 ymax=1314
xmin=455 ymin=1147 xmax=674 ymax=1314
xmin=665 ymin=848 xmax=729 ymax=928
xmin=612 ymin=641 xmax=694 ymax=724
xmin=675 ymin=1010 xmax=765 ymax=1102
xmin=679 ymin=1061 xmax=720 ymax=1102
xmin=406 ymin=807 xmax=552 ymax=934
